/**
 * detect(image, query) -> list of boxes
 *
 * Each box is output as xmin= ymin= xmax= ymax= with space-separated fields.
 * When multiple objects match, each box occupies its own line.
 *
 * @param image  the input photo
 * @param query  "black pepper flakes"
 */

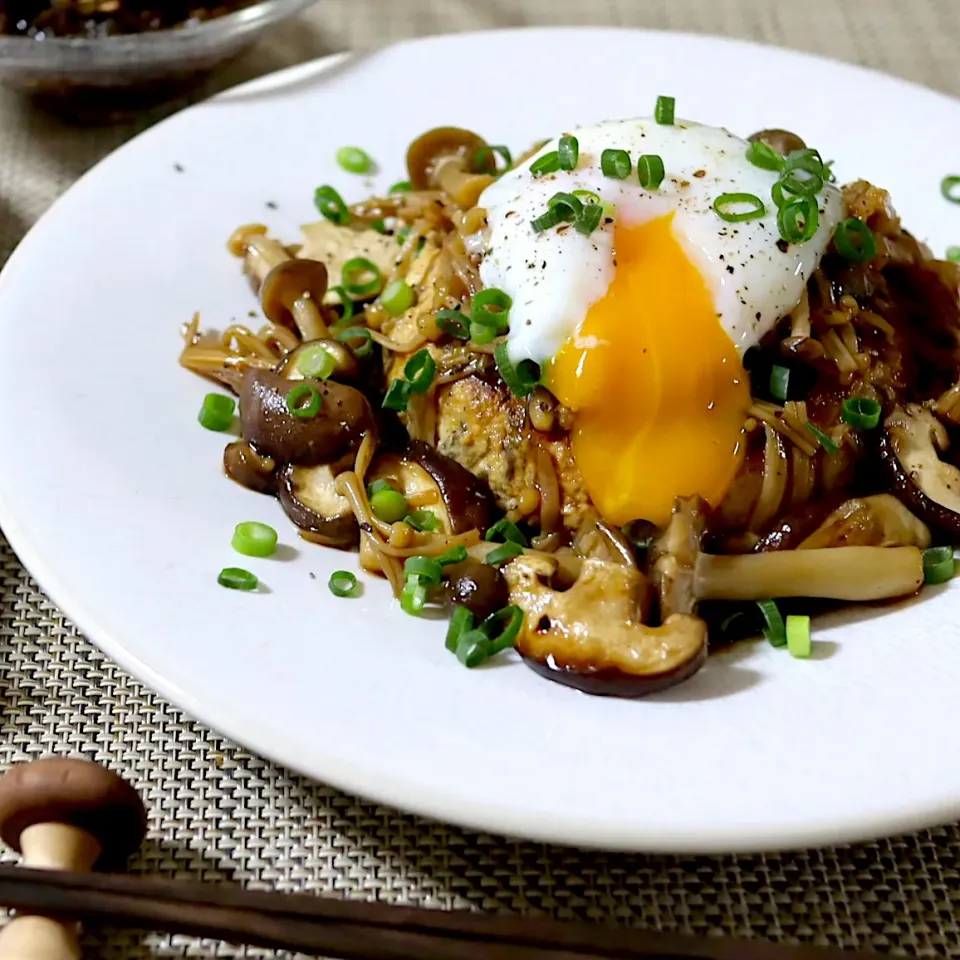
xmin=173 ymin=163 xmax=185 ymax=173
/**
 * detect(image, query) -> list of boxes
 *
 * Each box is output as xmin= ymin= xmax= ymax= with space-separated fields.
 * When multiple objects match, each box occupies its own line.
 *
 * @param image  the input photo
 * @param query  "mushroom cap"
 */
xmin=259 ymin=258 xmax=328 ymax=328
xmin=0 ymin=757 xmax=146 ymax=867
xmin=405 ymin=126 xmax=492 ymax=190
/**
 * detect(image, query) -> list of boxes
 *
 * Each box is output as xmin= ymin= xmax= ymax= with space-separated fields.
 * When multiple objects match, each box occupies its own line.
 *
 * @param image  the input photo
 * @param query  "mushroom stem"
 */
xmin=243 ymin=233 xmax=289 ymax=286
xmin=292 ymin=297 xmax=329 ymax=341
xmin=694 ymin=546 xmax=924 ymax=602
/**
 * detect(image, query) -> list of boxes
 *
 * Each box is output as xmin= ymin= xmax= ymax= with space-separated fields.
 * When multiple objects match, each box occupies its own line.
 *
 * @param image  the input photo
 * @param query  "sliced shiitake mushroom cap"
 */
xmin=276 ymin=340 xmax=359 ymax=382
xmin=239 ymin=369 xmax=375 ymax=467
xmin=879 ymin=403 xmax=960 ymax=536
xmin=408 ymin=441 xmax=493 ymax=534
xmin=277 ymin=463 xmax=358 ymax=548
xmin=223 ymin=439 xmax=277 ymax=495
xmin=747 ymin=128 xmax=806 ymax=156
xmin=504 ymin=555 xmax=707 ymax=698
xmin=797 ymin=494 xmax=931 ymax=550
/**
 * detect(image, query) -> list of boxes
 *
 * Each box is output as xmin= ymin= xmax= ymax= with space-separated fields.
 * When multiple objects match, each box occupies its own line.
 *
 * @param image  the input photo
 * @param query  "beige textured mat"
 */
xmin=2 ymin=1 xmax=960 ymax=957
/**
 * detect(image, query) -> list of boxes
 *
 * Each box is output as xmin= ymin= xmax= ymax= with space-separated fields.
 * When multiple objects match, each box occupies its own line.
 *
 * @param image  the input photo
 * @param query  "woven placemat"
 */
xmin=3 ymin=0 xmax=960 ymax=956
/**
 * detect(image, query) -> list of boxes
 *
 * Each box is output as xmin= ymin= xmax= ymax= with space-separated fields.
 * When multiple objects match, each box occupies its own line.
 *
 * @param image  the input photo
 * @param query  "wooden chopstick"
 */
xmin=0 ymin=865 xmax=874 ymax=960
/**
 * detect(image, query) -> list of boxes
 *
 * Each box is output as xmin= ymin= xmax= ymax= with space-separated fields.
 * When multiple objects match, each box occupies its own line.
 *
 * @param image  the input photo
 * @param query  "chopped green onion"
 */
xmin=469 ymin=321 xmax=497 ymax=345
xmin=769 ymin=365 xmax=790 ymax=402
xmin=295 ymin=343 xmax=336 ymax=380
xmin=923 ymin=546 xmax=955 ymax=585
xmin=336 ymin=146 xmax=373 ymax=175
xmin=381 ymin=279 xmax=416 ymax=317
xmin=779 ymin=152 xmax=824 ymax=197
xmin=834 ymin=218 xmax=877 ymax=263
xmin=558 ymin=135 xmax=579 ymax=171
xmin=485 ymin=518 xmax=528 ymax=546
xmin=804 ymin=421 xmax=840 ymax=454
xmin=389 ymin=180 xmax=411 ymax=194
xmin=654 ymin=95 xmax=675 ymax=125
xmin=401 ymin=576 xmax=428 ymax=615
xmin=218 ymin=567 xmax=258 ymax=591
xmin=637 ymin=154 xmax=665 ymax=189
xmin=601 ymin=148 xmax=631 ymax=179
xmin=370 ymin=487 xmax=408 ymax=523
xmin=382 ymin=378 xmax=412 ymax=412
xmin=947 ymin=247 xmax=960 ymax=262
xmin=785 ymin=148 xmax=825 ymax=173
xmin=231 ymin=521 xmax=278 ymax=559
xmin=713 ymin=192 xmax=766 ymax=223
xmin=472 ymin=288 xmax=512 ymax=331
xmin=757 ymin=599 xmax=786 ymax=647
xmin=531 ymin=208 xmax=564 ymax=233
xmin=328 ymin=286 xmax=355 ymax=323
xmin=480 ymin=605 xmax=524 ymax=654
xmin=341 ymin=257 xmax=383 ymax=298
xmin=824 ymin=160 xmax=837 ymax=183
xmin=941 ymin=175 xmax=960 ymax=204
xmin=334 ymin=326 xmax=373 ymax=359
xmin=198 ymin=393 xmax=236 ymax=432
xmin=438 ymin=545 xmax=468 ymax=566
xmin=746 ymin=141 xmax=785 ymax=172
xmin=572 ymin=189 xmax=601 ymax=205
xmin=485 ymin=541 xmax=524 ymax=566
xmin=546 ymin=192 xmax=583 ymax=223
xmin=840 ymin=397 xmax=882 ymax=430
xmin=367 ymin=478 xmax=395 ymax=497
xmin=396 ymin=227 xmax=410 ymax=247
xmin=455 ymin=629 xmax=492 ymax=667
xmin=329 ymin=570 xmax=359 ymax=597
xmin=314 ymin=185 xmax=350 ymax=225
xmin=405 ymin=349 xmax=437 ymax=394
xmin=446 ymin=605 xmax=475 ymax=652
xmin=786 ymin=615 xmax=812 ymax=659
xmin=404 ymin=555 xmax=443 ymax=586
xmin=530 ymin=151 xmax=561 ymax=176
xmin=777 ymin=195 xmax=819 ymax=243
xmin=575 ymin=204 xmax=604 ymax=236
xmin=286 ymin=382 xmax=322 ymax=419
xmin=435 ymin=309 xmax=470 ymax=340
xmin=405 ymin=509 xmax=440 ymax=533
xmin=494 ymin=341 xmax=540 ymax=398
xmin=474 ymin=144 xmax=513 ymax=173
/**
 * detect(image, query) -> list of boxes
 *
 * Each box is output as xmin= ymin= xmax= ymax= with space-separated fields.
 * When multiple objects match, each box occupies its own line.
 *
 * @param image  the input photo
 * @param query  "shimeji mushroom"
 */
xmin=406 ymin=127 xmax=497 ymax=208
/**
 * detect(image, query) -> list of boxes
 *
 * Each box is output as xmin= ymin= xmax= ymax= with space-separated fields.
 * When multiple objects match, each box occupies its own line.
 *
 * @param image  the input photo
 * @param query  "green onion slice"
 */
xmin=947 ymin=246 xmax=960 ymax=262
xmin=370 ymin=487 xmax=408 ymax=523
xmin=446 ymin=605 xmax=475 ymax=652
xmin=341 ymin=257 xmax=383 ymax=298
xmin=404 ymin=555 xmax=443 ymax=586
xmin=327 ymin=286 xmax=355 ymax=322
xmin=840 ymin=397 xmax=882 ymax=430
xmin=485 ymin=518 xmax=528 ymax=546
xmin=435 ymin=309 xmax=470 ymax=340
xmin=941 ymin=175 xmax=960 ymax=204
xmin=382 ymin=378 xmax=412 ymax=412
xmin=777 ymin=195 xmax=819 ymax=243
xmin=329 ymin=570 xmax=359 ymax=597
xmin=654 ymin=95 xmax=675 ymax=125
xmin=530 ymin=151 xmax=561 ymax=177
xmin=389 ymin=180 xmax=412 ymax=194
xmin=367 ymin=478 xmax=395 ymax=497
xmin=485 ymin=541 xmax=524 ymax=566
xmin=198 ymin=393 xmax=236 ymax=432
xmin=372 ymin=220 xmax=387 ymax=233
xmin=231 ymin=521 xmax=278 ymax=559
xmin=314 ymin=185 xmax=350 ymax=225
xmin=713 ymin=193 xmax=766 ymax=223
xmin=757 ymin=599 xmax=786 ymax=647
xmin=769 ymin=365 xmax=790 ymax=403
xmin=804 ymin=422 xmax=840 ymax=454
xmin=455 ymin=629 xmax=492 ymax=668
xmin=531 ymin=208 xmax=563 ymax=233
xmin=823 ymin=160 xmax=837 ymax=183
xmin=405 ymin=509 xmax=440 ymax=533
xmin=923 ymin=546 xmax=955 ymax=585
xmin=334 ymin=326 xmax=373 ymax=359
xmin=469 ymin=321 xmax=497 ymax=345
xmin=218 ymin=567 xmax=258 ymax=591
xmin=547 ymin=192 xmax=584 ymax=222
xmin=295 ymin=343 xmax=336 ymax=380
xmin=336 ymin=146 xmax=373 ymax=175
xmin=475 ymin=145 xmax=513 ymax=173
xmin=286 ymin=382 xmax=322 ymax=419
xmin=558 ymin=135 xmax=579 ymax=171
xmin=405 ymin=349 xmax=437 ymax=394
xmin=601 ymin=148 xmax=631 ymax=180
xmin=472 ymin=288 xmax=513 ymax=331
xmin=575 ymin=204 xmax=604 ymax=236
xmin=438 ymin=545 xmax=468 ymax=566
xmin=494 ymin=341 xmax=540 ymax=398
xmin=786 ymin=615 xmax=812 ymax=659
xmin=381 ymin=279 xmax=416 ymax=317
xmin=480 ymin=605 xmax=524 ymax=654
xmin=637 ymin=154 xmax=665 ymax=189
xmin=401 ymin=576 xmax=428 ymax=615
xmin=834 ymin=218 xmax=877 ymax=263
xmin=572 ymin=189 xmax=601 ymax=205
xmin=746 ymin=141 xmax=785 ymax=172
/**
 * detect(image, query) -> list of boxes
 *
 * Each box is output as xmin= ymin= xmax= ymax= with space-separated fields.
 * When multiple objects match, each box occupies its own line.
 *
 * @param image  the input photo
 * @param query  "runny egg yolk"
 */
xmin=546 ymin=214 xmax=750 ymax=528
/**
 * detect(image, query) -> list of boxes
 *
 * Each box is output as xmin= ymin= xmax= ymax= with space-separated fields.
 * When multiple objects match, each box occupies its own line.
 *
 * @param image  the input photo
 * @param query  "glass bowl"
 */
xmin=0 ymin=0 xmax=321 ymax=120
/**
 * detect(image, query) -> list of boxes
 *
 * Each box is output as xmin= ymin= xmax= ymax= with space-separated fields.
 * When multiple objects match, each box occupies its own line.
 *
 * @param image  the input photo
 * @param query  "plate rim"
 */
xmin=3 ymin=25 xmax=960 ymax=853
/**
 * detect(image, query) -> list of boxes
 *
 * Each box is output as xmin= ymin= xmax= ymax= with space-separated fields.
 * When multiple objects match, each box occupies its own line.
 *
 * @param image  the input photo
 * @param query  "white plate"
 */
xmin=2 ymin=27 xmax=960 ymax=854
